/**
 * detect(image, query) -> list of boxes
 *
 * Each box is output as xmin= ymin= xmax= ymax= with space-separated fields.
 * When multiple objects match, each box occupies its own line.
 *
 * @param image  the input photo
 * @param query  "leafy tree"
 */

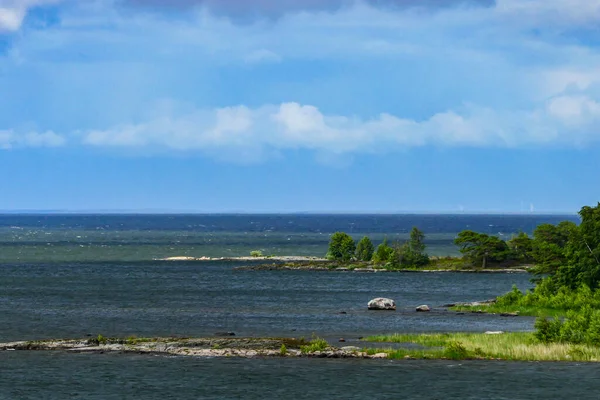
xmin=454 ymin=230 xmax=510 ymax=268
xmin=327 ymin=232 xmax=356 ymax=262
xmin=355 ymin=236 xmax=375 ymax=261
xmin=507 ymin=232 xmax=534 ymax=263
xmin=554 ymin=204 xmax=600 ymax=289
xmin=409 ymin=227 xmax=426 ymax=254
xmin=531 ymin=221 xmax=577 ymax=275
xmin=387 ymin=227 xmax=429 ymax=269
xmin=403 ymin=227 xmax=429 ymax=267
xmin=372 ymin=237 xmax=394 ymax=263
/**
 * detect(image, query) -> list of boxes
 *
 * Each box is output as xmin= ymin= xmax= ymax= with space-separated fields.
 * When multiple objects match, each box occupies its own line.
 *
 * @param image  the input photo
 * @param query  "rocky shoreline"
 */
xmin=234 ymin=264 xmax=529 ymax=273
xmin=158 ymin=256 xmax=328 ymax=262
xmin=0 ymin=337 xmax=387 ymax=359
xmin=158 ymin=256 xmax=530 ymax=273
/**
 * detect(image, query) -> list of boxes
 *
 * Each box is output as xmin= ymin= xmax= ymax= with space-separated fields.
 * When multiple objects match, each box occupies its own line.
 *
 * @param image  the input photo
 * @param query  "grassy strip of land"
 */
xmin=450 ymin=304 xmax=562 ymax=318
xmin=364 ymin=332 xmax=600 ymax=362
xmin=450 ymin=283 xmax=600 ymax=318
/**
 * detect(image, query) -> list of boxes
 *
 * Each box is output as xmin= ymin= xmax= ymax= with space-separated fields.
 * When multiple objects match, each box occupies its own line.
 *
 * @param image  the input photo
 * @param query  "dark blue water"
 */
xmin=0 ymin=213 xmax=578 ymax=262
xmin=3 ymin=353 xmax=600 ymax=400
xmin=0 ymin=262 xmax=535 ymax=342
xmin=0 ymin=214 xmax=589 ymax=399
xmin=0 ymin=213 xmax=577 ymax=232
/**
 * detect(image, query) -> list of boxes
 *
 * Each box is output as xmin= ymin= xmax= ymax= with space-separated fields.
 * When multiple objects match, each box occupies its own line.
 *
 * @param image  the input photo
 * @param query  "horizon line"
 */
xmin=0 ymin=209 xmax=579 ymax=216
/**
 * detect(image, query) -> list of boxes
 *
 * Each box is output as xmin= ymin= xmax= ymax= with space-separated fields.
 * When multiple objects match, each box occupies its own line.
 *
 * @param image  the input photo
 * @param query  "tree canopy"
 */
xmin=530 ymin=221 xmax=577 ymax=275
xmin=327 ymin=232 xmax=356 ymax=262
xmin=355 ymin=236 xmax=375 ymax=261
xmin=554 ymin=204 xmax=600 ymax=289
xmin=454 ymin=230 xmax=510 ymax=268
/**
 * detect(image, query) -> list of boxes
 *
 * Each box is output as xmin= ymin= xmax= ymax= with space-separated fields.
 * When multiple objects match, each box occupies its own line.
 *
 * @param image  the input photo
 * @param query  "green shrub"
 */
xmin=534 ymin=307 xmax=600 ymax=345
xmin=280 ymin=344 xmax=288 ymax=356
xmin=327 ymin=232 xmax=356 ymax=262
xmin=444 ymin=341 xmax=469 ymax=360
xmin=372 ymin=238 xmax=394 ymax=264
xmin=300 ymin=338 xmax=329 ymax=354
xmin=496 ymin=285 xmax=524 ymax=306
xmin=355 ymin=236 xmax=375 ymax=261
xmin=534 ymin=317 xmax=562 ymax=343
xmin=250 ymin=250 xmax=263 ymax=257
xmin=97 ymin=334 xmax=108 ymax=345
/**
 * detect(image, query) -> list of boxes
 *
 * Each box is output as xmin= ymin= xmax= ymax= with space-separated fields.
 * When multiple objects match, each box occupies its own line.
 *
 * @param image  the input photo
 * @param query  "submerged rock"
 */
xmin=416 ymin=305 xmax=431 ymax=312
xmin=214 ymin=332 xmax=236 ymax=337
xmin=367 ymin=298 xmax=396 ymax=310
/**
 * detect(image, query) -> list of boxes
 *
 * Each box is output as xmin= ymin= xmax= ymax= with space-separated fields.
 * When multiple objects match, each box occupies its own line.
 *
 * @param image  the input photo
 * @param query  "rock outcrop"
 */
xmin=367 ymin=298 xmax=396 ymax=310
xmin=416 ymin=305 xmax=431 ymax=312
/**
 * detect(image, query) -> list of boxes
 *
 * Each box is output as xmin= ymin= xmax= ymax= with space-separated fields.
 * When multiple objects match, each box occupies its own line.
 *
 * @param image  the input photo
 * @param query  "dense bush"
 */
xmin=250 ymin=250 xmax=263 ymax=257
xmin=535 ymin=306 xmax=600 ymax=345
xmin=372 ymin=237 xmax=394 ymax=264
xmin=327 ymin=232 xmax=356 ymax=262
xmin=355 ymin=236 xmax=375 ymax=261
xmin=496 ymin=280 xmax=600 ymax=312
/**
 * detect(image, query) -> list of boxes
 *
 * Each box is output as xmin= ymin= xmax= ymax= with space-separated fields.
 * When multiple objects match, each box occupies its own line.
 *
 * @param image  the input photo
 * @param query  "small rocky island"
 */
xmin=0 ymin=337 xmax=388 ymax=359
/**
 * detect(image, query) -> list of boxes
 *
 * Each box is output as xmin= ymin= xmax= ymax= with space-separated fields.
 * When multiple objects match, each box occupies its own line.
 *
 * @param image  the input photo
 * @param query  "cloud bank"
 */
xmin=77 ymin=97 xmax=600 ymax=157
xmin=1 ymin=0 xmax=600 ymax=162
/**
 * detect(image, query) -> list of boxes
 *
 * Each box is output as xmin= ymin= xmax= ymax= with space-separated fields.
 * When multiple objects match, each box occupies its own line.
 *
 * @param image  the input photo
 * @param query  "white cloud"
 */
xmin=547 ymin=95 xmax=600 ymax=125
xmin=0 ymin=129 xmax=66 ymax=148
xmin=0 ymin=0 xmax=62 ymax=31
xmin=2 ymin=0 xmax=600 ymax=162
xmin=76 ymin=100 xmax=600 ymax=160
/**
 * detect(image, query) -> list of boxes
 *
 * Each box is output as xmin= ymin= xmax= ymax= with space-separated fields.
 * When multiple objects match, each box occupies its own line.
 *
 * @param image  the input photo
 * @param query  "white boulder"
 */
xmin=367 ymin=298 xmax=396 ymax=310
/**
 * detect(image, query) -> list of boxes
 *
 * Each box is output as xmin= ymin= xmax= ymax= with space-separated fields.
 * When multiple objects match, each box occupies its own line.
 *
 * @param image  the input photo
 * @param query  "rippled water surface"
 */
xmin=0 ymin=262 xmax=536 ymax=341
xmin=1 ymin=214 xmax=589 ymax=399
xmin=3 ymin=353 xmax=600 ymax=400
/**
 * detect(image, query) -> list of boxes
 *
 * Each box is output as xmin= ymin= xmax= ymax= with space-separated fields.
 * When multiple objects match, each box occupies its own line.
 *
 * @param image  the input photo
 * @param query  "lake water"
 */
xmin=1 ymin=214 xmax=592 ymax=399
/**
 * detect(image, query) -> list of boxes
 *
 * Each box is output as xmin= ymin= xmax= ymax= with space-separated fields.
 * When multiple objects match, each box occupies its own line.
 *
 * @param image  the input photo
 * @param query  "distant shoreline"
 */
xmin=158 ymin=255 xmax=530 ymax=273
xmin=158 ymin=256 xmax=328 ymax=262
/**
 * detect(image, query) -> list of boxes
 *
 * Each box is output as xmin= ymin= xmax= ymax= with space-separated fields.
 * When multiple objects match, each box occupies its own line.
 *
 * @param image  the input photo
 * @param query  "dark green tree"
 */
xmin=531 ymin=221 xmax=577 ymax=275
xmin=386 ymin=228 xmax=429 ymax=269
xmin=355 ymin=236 xmax=375 ymax=261
xmin=554 ymin=204 xmax=600 ymax=289
xmin=327 ymin=232 xmax=356 ymax=262
xmin=372 ymin=237 xmax=394 ymax=263
xmin=404 ymin=227 xmax=429 ymax=267
xmin=454 ymin=230 xmax=510 ymax=268
xmin=507 ymin=232 xmax=534 ymax=263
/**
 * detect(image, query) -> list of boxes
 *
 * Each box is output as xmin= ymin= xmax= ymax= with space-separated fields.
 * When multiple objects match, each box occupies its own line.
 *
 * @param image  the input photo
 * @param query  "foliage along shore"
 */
xmin=161 ymin=255 xmax=531 ymax=273
xmin=364 ymin=332 xmax=600 ymax=362
xmin=234 ymin=258 xmax=530 ymax=273
xmin=6 ymin=332 xmax=600 ymax=362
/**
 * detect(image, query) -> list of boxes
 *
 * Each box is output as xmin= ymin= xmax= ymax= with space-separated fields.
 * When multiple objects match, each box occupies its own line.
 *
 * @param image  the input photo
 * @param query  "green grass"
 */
xmin=300 ymin=338 xmax=329 ymax=354
xmin=450 ymin=304 xmax=564 ymax=318
xmin=364 ymin=332 xmax=600 ymax=362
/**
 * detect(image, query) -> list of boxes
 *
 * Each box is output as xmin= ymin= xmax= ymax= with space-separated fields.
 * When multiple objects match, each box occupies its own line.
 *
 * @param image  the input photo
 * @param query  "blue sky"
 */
xmin=0 ymin=0 xmax=599 ymax=213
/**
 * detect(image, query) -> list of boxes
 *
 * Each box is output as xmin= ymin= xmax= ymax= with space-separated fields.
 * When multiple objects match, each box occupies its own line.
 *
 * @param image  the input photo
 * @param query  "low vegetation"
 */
xmin=365 ymin=332 xmax=600 ymax=362
xmin=453 ymin=202 xmax=600 ymax=348
xmin=250 ymin=250 xmax=264 ymax=257
xmin=300 ymin=337 xmax=329 ymax=354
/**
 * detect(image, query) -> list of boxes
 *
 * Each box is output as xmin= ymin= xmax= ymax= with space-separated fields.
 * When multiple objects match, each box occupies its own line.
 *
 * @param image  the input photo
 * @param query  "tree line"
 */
xmin=327 ymin=215 xmax=582 ymax=272
xmin=327 ymin=227 xmax=429 ymax=269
